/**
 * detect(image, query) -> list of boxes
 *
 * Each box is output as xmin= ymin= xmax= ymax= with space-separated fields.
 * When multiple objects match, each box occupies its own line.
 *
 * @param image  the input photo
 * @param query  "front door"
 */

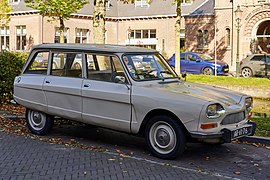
xmin=82 ymin=53 xmax=131 ymax=132
xmin=43 ymin=52 xmax=84 ymax=120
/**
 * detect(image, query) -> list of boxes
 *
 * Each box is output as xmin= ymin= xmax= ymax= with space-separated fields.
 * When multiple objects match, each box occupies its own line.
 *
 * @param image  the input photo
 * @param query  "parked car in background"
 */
xmin=240 ymin=54 xmax=270 ymax=78
xmin=14 ymin=44 xmax=255 ymax=160
xmin=167 ymin=52 xmax=229 ymax=75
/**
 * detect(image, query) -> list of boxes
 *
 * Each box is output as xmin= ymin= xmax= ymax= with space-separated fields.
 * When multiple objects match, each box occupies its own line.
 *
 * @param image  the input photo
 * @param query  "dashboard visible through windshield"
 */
xmin=122 ymin=54 xmax=178 ymax=81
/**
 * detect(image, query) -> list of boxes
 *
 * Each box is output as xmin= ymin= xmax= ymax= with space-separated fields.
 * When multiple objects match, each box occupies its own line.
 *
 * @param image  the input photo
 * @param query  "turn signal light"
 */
xmin=201 ymin=123 xmax=218 ymax=129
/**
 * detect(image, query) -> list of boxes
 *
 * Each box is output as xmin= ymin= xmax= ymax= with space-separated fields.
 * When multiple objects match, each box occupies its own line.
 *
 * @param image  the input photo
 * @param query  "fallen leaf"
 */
xmin=234 ymin=171 xmax=241 ymax=175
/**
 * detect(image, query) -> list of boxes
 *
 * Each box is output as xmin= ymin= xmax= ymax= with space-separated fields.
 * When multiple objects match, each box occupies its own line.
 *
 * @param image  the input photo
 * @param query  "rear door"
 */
xmin=184 ymin=54 xmax=201 ymax=74
xmin=14 ymin=51 xmax=49 ymax=112
xmin=82 ymin=53 xmax=131 ymax=132
xmin=180 ymin=53 xmax=188 ymax=73
xmin=249 ymin=55 xmax=266 ymax=76
xmin=43 ymin=52 xmax=84 ymax=120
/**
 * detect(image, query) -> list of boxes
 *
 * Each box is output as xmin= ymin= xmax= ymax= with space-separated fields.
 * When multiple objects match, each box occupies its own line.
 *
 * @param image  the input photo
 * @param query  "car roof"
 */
xmin=32 ymin=43 xmax=158 ymax=53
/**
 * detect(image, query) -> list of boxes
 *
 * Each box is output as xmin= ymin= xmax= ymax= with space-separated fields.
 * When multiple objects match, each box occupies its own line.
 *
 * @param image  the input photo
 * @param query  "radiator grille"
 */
xmin=221 ymin=111 xmax=245 ymax=125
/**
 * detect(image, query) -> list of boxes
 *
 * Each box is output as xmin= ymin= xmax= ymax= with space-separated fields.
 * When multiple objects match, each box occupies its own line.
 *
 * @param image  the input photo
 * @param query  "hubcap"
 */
xmin=28 ymin=110 xmax=46 ymax=131
xmin=242 ymin=68 xmax=251 ymax=77
xmin=149 ymin=121 xmax=176 ymax=154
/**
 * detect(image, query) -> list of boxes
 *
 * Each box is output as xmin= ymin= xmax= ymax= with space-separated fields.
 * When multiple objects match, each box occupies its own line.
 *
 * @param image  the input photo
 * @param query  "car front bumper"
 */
xmin=190 ymin=122 xmax=256 ymax=143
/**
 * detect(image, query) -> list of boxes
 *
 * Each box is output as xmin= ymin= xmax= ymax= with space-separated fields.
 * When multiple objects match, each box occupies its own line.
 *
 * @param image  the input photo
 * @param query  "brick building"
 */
xmin=2 ymin=0 xmax=270 ymax=72
xmin=184 ymin=0 xmax=270 ymax=71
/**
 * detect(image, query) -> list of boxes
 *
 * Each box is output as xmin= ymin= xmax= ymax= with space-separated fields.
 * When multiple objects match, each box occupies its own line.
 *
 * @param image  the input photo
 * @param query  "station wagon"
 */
xmin=13 ymin=44 xmax=256 ymax=159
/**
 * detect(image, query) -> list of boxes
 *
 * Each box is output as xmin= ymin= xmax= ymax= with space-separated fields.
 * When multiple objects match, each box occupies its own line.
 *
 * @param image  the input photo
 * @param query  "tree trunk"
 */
xmin=59 ymin=18 xmax=65 ymax=43
xmin=175 ymin=0 xmax=181 ymax=75
xmin=93 ymin=0 xmax=106 ymax=44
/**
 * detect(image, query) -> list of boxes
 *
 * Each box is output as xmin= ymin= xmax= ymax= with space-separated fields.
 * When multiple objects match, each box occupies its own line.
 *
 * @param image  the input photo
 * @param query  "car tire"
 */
xmin=145 ymin=115 xmax=186 ymax=160
xmin=241 ymin=67 xmax=253 ymax=78
xmin=203 ymin=67 xmax=214 ymax=75
xmin=26 ymin=109 xmax=54 ymax=135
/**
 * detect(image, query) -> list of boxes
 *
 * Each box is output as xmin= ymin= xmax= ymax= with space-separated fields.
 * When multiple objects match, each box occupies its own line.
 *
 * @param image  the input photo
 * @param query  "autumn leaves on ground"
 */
xmin=1 ymin=103 xmax=269 ymax=154
xmin=0 ymin=104 xmax=134 ymax=157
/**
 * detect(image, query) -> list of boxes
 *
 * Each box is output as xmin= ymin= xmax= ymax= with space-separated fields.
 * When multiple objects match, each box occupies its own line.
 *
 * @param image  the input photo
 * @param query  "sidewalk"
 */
xmin=0 ymin=131 xmax=221 ymax=179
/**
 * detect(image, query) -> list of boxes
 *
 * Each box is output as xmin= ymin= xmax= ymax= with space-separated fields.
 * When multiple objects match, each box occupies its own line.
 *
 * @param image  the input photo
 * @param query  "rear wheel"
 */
xmin=203 ymin=67 xmax=214 ymax=75
xmin=241 ymin=67 xmax=253 ymax=77
xmin=145 ymin=115 xmax=186 ymax=159
xmin=26 ymin=109 xmax=54 ymax=135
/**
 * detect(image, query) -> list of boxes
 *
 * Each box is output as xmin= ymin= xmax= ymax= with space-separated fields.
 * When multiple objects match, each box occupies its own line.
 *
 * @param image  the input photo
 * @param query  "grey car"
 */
xmin=240 ymin=54 xmax=270 ymax=77
xmin=14 ymin=44 xmax=256 ymax=159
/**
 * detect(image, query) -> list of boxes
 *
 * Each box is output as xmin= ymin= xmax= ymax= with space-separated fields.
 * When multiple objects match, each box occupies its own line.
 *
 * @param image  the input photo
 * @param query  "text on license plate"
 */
xmin=232 ymin=127 xmax=250 ymax=139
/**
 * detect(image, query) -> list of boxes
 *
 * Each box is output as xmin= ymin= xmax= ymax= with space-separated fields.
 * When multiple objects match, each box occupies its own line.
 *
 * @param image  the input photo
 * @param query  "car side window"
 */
xmin=266 ymin=55 xmax=270 ymax=63
xmin=51 ymin=52 xmax=83 ymax=78
xmin=24 ymin=52 xmax=49 ymax=75
xmin=251 ymin=55 xmax=264 ymax=61
xmin=86 ymin=54 xmax=126 ymax=83
xmin=187 ymin=54 xmax=196 ymax=61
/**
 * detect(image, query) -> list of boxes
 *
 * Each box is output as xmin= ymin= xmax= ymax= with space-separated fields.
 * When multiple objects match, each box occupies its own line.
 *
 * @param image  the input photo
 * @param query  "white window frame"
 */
xmin=135 ymin=0 xmax=149 ymax=8
xmin=54 ymin=27 xmax=69 ymax=43
xmin=75 ymin=28 xmax=89 ymax=44
xmin=0 ymin=26 xmax=10 ymax=50
xmin=8 ymin=0 xmax=20 ymax=5
xmin=16 ymin=25 xmax=26 ymax=51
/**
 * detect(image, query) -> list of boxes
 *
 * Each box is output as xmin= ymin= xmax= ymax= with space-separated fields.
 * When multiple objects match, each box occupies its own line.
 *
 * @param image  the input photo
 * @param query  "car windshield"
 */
xmin=123 ymin=53 xmax=178 ymax=81
xmin=197 ymin=53 xmax=213 ymax=61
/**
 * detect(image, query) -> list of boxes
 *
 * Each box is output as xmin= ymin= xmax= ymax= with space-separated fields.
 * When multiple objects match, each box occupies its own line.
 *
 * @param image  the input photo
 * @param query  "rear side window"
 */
xmin=86 ymin=54 xmax=126 ymax=83
xmin=24 ymin=52 xmax=49 ymax=75
xmin=251 ymin=55 xmax=264 ymax=61
xmin=51 ymin=52 xmax=83 ymax=78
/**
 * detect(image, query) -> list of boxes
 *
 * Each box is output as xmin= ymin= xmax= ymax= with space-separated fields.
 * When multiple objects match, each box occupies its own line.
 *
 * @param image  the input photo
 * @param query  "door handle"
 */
xmin=83 ymin=84 xmax=90 ymax=88
xmin=45 ymin=81 xmax=50 ymax=84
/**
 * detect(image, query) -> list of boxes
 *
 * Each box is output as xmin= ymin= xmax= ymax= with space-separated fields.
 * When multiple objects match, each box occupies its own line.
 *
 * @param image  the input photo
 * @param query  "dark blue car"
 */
xmin=168 ymin=52 xmax=229 ymax=75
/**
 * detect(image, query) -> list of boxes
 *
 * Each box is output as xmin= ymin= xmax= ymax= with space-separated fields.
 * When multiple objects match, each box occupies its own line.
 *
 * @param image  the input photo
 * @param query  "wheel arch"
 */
xmin=139 ymin=109 xmax=190 ymax=137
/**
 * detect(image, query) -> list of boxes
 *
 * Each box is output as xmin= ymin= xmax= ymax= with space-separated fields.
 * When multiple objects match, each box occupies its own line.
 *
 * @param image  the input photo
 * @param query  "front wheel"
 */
xmin=26 ymin=109 xmax=54 ymax=135
xmin=203 ymin=67 xmax=214 ymax=75
xmin=145 ymin=115 xmax=186 ymax=159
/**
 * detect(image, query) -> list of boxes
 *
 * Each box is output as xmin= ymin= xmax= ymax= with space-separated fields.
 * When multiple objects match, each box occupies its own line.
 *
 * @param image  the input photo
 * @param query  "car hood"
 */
xmin=144 ymin=80 xmax=245 ymax=106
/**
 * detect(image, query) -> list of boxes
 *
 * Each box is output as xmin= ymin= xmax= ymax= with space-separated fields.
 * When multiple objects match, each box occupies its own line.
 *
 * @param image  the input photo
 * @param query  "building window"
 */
xmin=198 ymin=29 xmax=209 ymax=48
xmin=198 ymin=30 xmax=203 ymax=48
xmin=0 ymin=26 xmax=10 ymax=51
xmin=129 ymin=29 xmax=156 ymax=39
xmin=8 ymin=0 xmax=20 ymax=4
xmin=54 ymin=27 xmax=69 ymax=43
xmin=204 ymin=30 xmax=209 ymax=47
xmin=16 ymin=25 xmax=26 ymax=51
xmin=127 ymin=29 xmax=157 ymax=49
xmin=135 ymin=0 xmax=149 ymax=7
xmin=225 ymin=28 xmax=231 ymax=48
xmin=75 ymin=28 xmax=89 ymax=44
xmin=182 ymin=0 xmax=193 ymax=5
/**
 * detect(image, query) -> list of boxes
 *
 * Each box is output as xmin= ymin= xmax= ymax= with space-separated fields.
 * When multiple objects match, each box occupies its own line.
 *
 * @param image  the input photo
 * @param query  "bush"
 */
xmin=0 ymin=52 xmax=28 ymax=103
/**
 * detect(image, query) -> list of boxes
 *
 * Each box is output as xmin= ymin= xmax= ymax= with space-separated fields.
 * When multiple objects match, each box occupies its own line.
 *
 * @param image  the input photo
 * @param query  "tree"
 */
xmin=25 ymin=0 xmax=88 ymax=43
xmin=93 ymin=0 xmax=106 ymax=44
xmin=173 ymin=0 xmax=182 ymax=75
xmin=0 ymin=0 xmax=12 ymax=51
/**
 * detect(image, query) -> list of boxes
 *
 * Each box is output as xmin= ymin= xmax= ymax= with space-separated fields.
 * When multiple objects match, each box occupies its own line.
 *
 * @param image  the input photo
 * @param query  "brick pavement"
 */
xmin=0 ymin=131 xmax=227 ymax=180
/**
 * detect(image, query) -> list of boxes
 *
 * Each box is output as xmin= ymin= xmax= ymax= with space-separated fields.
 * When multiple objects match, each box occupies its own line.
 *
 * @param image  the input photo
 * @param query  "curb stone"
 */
xmin=239 ymin=136 xmax=270 ymax=146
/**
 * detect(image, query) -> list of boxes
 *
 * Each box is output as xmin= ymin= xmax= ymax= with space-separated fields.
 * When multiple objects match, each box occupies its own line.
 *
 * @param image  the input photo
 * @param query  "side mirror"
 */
xmin=115 ymin=76 xmax=126 ymax=84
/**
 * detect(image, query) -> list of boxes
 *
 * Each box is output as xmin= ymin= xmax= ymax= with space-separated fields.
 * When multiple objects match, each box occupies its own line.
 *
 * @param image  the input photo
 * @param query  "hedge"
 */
xmin=0 ymin=52 xmax=28 ymax=103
